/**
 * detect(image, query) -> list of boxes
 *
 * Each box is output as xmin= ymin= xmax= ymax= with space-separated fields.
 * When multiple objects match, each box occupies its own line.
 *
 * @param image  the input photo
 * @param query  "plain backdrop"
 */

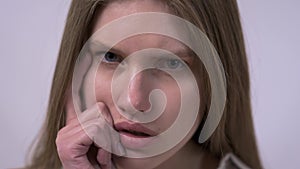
xmin=0 ymin=0 xmax=299 ymax=168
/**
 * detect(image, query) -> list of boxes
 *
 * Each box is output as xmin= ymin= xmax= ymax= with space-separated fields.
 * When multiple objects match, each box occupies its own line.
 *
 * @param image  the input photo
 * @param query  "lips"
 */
xmin=114 ymin=122 xmax=157 ymax=137
xmin=114 ymin=122 xmax=158 ymax=149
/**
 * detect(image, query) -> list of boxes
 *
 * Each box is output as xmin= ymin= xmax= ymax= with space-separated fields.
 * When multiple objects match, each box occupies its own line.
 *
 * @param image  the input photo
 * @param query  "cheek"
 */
xmin=150 ymin=78 xmax=181 ymax=132
xmin=94 ymin=67 xmax=114 ymax=104
xmin=155 ymin=72 xmax=204 ymax=135
xmin=96 ymin=73 xmax=111 ymax=93
xmin=82 ymin=65 xmax=114 ymax=109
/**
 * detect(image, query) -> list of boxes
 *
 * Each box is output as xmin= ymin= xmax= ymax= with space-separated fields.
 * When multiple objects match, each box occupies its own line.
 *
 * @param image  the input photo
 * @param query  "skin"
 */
xmin=56 ymin=0 xmax=219 ymax=169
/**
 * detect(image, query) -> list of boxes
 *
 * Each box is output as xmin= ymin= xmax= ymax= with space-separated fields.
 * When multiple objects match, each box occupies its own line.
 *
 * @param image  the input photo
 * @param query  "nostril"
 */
xmin=129 ymin=98 xmax=151 ymax=113
xmin=117 ymin=104 xmax=148 ymax=117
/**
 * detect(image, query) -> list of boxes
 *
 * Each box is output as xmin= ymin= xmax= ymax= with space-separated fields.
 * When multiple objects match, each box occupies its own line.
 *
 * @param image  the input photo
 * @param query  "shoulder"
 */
xmin=217 ymin=153 xmax=251 ymax=169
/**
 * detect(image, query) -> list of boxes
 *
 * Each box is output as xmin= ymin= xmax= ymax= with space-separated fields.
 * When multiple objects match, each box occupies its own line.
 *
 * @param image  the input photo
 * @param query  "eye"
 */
xmin=166 ymin=59 xmax=183 ymax=69
xmin=103 ymin=52 xmax=122 ymax=63
xmin=159 ymin=58 xmax=184 ymax=70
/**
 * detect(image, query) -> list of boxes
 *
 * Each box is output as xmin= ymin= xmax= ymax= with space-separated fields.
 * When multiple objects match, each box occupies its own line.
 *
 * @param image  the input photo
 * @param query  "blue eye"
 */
xmin=160 ymin=59 xmax=184 ymax=70
xmin=103 ymin=52 xmax=122 ymax=63
xmin=166 ymin=59 xmax=182 ymax=69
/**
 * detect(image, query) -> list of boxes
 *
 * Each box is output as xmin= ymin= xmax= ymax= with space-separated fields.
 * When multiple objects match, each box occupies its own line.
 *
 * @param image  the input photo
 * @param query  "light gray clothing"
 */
xmin=218 ymin=153 xmax=251 ymax=169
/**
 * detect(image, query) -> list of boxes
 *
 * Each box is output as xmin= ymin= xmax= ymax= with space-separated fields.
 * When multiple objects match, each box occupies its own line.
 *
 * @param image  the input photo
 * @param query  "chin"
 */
xmin=113 ymin=155 xmax=165 ymax=169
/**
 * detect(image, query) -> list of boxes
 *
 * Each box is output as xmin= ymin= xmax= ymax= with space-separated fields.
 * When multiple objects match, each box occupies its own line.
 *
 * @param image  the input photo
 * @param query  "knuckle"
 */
xmin=55 ymin=130 xmax=64 ymax=145
xmin=97 ymin=102 xmax=106 ymax=109
xmin=56 ymin=141 xmax=76 ymax=160
xmin=90 ymin=124 xmax=101 ymax=135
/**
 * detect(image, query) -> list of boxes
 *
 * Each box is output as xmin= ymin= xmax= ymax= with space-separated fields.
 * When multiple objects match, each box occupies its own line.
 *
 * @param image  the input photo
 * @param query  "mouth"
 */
xmin=115 ymin=121 xmax=157 ymax=138
xmin=118 ymin=129 xmax=151 ymax=137
xmin=114 ymin=122 xmax=158 ymax=149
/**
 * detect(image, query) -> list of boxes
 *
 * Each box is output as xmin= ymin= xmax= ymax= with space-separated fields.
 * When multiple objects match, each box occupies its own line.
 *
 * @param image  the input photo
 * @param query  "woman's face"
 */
xmin=68 ymin=0 xmax=204 ymax=168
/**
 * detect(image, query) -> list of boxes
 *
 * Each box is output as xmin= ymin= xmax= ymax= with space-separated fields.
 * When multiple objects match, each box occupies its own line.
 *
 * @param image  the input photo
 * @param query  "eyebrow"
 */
xmin=90 ymin=40 xmax=195 ymax=59
xmin=173 ymin=47 xmax=195 ymax=59
xmin=89 ymin=40 xmax=127 ymax=57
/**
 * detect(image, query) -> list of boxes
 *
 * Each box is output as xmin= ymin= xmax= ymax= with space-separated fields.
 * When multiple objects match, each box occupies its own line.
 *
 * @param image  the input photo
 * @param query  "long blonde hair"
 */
xmin=24 ymin=0 xmax=262 ymax=168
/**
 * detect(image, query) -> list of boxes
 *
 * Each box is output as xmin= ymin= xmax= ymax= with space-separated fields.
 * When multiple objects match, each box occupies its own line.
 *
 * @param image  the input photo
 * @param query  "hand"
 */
xmin=56 ymin=101 xmax=123 ymax=169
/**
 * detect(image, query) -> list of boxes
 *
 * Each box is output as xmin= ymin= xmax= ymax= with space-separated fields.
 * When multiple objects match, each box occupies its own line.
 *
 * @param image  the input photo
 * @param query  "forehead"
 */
xmin=92 ymin=0 xmax=171 ymax=32
xmin=90 ymin=1 xmax=191 ymax=55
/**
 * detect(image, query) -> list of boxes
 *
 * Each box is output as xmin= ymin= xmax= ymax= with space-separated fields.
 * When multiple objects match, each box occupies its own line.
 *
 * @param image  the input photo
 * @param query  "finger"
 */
xmin=56 ymin=127 xmax=94 ymax=162
xmin=99 ymin=103 xmax=113 ymax=125
xmin=64 ymin=101 xmax=126 ymax=155
xmin=59 ymin=112 xmax=101 ymax=138
xmin=63 ymin=102 xmax=106 ymax=132
xmin=83 ymin=118 xmax=112 ymax=151
xmin=97 ymin=104 xmax=126 ymax=156
xmin=93 ymin=114 xmax=125 ymax=156
xmin=58 ymin=119 xmax=111 ymax=161
xmin=62 ymin=111 xmax=112 ymax=150
xmin=59 ymin=117 xmax=104 ymax=141
xmin=97 ymin=149 xmax=111 ymax=169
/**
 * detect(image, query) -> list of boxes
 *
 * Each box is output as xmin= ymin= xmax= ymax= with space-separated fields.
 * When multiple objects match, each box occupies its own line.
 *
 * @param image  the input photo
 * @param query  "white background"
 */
xmin=0 ymin=0 xmax=299 ymax=168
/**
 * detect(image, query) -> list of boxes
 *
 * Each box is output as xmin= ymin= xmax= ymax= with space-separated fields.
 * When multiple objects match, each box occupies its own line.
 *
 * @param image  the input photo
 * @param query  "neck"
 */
xmin=155 ymin=140 xmax=219 ymax=169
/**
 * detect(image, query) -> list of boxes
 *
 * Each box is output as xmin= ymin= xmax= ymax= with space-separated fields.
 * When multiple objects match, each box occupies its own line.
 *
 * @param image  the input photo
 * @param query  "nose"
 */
xmin=127 ymin=70 xmax=152 ymax=112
